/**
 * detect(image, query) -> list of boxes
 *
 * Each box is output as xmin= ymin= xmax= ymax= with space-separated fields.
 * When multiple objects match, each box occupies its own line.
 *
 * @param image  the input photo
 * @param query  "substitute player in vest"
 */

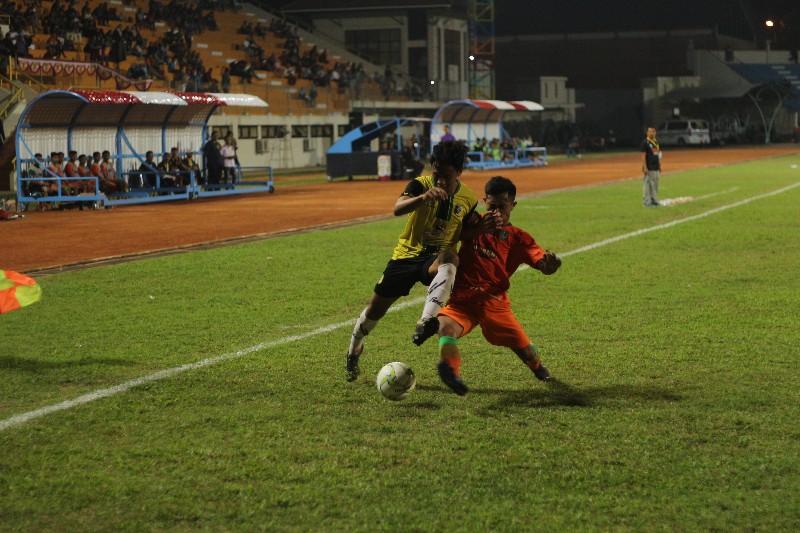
xmin=641 ymin=126 xmax=662 ymax=206
xmin=435 ymin=176 xmax=562 ymax=395
xmin=345 ymin=141 xmax=499 ymax=382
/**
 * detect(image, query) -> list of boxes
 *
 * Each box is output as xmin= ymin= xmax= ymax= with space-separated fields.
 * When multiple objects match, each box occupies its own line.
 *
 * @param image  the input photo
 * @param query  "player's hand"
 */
xmin=422 ymin=186 xmax=448 ymax=202
xmin=481 ymin=210 xmax=504 ymax=234
xmin=535 ymin=251 xmax=561 ymax=275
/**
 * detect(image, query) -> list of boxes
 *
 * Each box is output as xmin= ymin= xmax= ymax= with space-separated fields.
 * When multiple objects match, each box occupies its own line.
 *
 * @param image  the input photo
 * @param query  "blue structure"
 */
xmin=430 ymin=99 xmax=547 ymax=170
xmin=326 ymin=117 xmax=429 ymax=181
xmin=727 ymin=63 xmax=800 ymax=111
xmin=15 ymin=90 xmax=273 ymax=209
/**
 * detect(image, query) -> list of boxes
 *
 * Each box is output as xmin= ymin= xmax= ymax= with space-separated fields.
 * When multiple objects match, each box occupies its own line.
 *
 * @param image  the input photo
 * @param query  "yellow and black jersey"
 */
xmin=391 ymin=175 xmax=479 ymax=260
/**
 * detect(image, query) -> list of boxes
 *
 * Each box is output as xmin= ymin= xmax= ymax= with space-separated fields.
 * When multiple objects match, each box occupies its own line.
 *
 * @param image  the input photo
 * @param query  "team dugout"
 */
xmin=15 ymin=90 xmax=272 ymax=209
xmin=430 ymin=99 xmax=547 ymax=170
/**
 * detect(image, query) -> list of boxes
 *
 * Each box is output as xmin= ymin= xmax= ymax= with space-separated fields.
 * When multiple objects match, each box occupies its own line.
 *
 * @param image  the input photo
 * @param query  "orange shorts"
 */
xmin=438 ymin=289 xmax=530 ymax=349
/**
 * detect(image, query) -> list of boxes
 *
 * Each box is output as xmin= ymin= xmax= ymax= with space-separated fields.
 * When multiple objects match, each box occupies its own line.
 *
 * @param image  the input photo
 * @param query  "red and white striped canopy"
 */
xmin=68 ymin=90 xmax=268 ymax=107
xmin=433 ymin=99 xmax=543 ymax=124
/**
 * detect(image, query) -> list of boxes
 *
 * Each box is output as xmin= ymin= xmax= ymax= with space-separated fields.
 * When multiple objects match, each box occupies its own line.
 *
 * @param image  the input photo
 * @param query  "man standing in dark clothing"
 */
xmin=203 ymin=130 xmax=223 ymax=184
xmin=640 ymin=126 xmax=662 ymax=207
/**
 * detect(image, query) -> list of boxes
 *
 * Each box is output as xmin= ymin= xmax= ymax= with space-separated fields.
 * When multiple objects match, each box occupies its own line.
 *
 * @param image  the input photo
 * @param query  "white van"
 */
xmin=656 ymin=119 xmax=711 ymax=147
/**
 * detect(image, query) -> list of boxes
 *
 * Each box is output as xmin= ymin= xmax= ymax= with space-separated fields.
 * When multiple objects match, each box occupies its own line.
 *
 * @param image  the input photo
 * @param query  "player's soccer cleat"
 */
xmin=345 ymin=349 xmax=362 ymax=382
xmin=412 ymin=316 xmax=439 ymax=346
xmin=531 ymin=360 xmax=551 ymax=382
xmin=437 ymin=360 xmax=468 ymax=396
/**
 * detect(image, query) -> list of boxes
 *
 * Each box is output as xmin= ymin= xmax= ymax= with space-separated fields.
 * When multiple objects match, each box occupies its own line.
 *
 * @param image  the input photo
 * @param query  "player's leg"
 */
xmin=481 ymin=300 xmax=552 ymax=382
xmin=412 ymin=249 xmax=459 ymax=346
xmin=346 ymin=292 xmax=398 ymax=381
xmin=512 ymin=344 xmax=551 ymax=382
xmin=436 ymin=314 xmax=468 ymax=395
xmin=346 ymin=258 xmax=417 ymax=381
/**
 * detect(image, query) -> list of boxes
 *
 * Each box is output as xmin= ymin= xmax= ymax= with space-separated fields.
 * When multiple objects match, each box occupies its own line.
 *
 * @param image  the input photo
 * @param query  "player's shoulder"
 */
xmin=455 ymin=180 xmax=479 ymax=203
xmin=507 ymin=224 xmax=536 ymax=242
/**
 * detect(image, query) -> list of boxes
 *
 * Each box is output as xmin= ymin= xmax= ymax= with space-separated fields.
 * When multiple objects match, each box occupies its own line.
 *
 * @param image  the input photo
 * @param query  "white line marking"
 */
xmin=2 ymin=182 xmax=798 ymax=432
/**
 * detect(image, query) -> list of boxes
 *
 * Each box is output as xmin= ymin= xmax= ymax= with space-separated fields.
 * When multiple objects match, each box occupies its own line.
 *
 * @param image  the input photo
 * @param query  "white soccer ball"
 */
xmin=376 ymin=361 xmax=416 ymax=401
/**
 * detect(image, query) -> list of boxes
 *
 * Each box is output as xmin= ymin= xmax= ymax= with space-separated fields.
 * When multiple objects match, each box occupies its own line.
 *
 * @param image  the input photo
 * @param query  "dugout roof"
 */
xmin=16 ymin=90 xmax=268 ymax=173
xmin=430 ymin=99 xmax=544 ymax=149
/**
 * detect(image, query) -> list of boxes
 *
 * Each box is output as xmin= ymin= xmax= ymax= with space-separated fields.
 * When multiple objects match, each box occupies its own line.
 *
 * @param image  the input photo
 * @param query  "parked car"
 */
xmin=656 ymin=119 xmax=711 ymax=146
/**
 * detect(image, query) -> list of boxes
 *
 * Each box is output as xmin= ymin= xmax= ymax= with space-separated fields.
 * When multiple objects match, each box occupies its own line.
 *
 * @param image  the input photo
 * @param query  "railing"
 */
xmin=466 ymin=147 xmax=548 ymax=170
xmin=0 ymin=82 xmax=24 ymax=121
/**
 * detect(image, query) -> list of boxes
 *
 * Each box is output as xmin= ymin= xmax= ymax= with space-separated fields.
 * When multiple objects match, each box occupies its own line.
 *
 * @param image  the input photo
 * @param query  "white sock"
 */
xmin=421 ymin=263 xmax=456 ymax=321
xmin=349 ymin=308 xmax=378 ymax=356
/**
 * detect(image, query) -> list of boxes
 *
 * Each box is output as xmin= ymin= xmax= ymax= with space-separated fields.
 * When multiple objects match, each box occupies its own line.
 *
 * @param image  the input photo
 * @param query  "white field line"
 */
xmin=2 ymin=181 xmax=799 ymax=432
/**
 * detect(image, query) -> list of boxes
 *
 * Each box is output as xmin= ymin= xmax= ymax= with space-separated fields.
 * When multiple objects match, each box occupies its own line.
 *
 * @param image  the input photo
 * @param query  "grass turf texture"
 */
xmin=1 ymin=154 xmax=799 ymax=531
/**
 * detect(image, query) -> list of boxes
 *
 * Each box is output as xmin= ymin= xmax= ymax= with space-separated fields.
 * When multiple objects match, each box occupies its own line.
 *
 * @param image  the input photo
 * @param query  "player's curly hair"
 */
xmin=485 ymin=175 xmax=517 ymax=200
xmin=429 ymin=140 xmax=469 ymax=173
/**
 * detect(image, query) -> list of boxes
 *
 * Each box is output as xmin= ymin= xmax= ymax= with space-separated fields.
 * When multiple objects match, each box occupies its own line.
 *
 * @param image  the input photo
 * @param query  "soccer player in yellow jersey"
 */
xmin=345 ymin=141 xmax=499 ymax=382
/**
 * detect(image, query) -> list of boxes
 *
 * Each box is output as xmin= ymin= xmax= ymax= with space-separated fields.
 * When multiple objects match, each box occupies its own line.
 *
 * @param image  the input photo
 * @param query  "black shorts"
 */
xmin=374 ymin=255 xmax=438 ymax=298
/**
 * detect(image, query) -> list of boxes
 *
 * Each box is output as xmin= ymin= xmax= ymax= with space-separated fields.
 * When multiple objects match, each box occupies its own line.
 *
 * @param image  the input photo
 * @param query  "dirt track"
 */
xmin=3 ymin=146 xmax=797 ymax=273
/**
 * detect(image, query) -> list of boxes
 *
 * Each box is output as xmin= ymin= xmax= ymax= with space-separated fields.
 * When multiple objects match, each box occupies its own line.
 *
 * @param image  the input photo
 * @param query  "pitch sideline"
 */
xmin=2 ymin=181 xmax=799 ymax=432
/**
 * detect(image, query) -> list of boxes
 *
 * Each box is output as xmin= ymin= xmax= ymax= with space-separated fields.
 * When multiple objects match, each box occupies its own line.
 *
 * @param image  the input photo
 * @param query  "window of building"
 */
xmin=292 ymin=125 xmax=309 ymax=138
xmin=238 ymin=125 xmax=258 ymax=139
xmin=345 ymin=28 xmax=401 ymax=66
xmin=310 ymin=125 xmax=333 ymax=138
xmin=212 ymin=125 xmax=232 ymax=138
xmin=261 ymin=125 xmax=287 ymax=138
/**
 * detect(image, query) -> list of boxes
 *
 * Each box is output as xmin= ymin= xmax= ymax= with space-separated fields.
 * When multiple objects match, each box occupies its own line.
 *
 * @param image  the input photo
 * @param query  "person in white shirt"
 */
xmin=221 ymin=135 xmax=237 ymax=184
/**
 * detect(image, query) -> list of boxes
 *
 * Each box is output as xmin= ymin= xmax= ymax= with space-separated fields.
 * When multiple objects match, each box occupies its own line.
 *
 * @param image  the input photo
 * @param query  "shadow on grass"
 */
xmin=0 ymin=355 xmax=137 ymax=372
xmin=481 ymin=379 xmax=683 ymax=409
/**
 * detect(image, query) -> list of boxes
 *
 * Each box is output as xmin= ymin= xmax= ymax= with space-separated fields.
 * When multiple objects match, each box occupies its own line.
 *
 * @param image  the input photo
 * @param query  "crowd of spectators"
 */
xmin=0 ymin=0 xmax=430 ymax=102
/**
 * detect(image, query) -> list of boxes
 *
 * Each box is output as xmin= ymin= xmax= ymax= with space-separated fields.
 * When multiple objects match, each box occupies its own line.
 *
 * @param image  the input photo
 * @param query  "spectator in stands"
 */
xmin=203 ymin=131 xmax=223 ymax=185
xmin=221 ymin=66 xmax=231 ymax=93
xmin=309 ymin=85 xmax=318 ymax=107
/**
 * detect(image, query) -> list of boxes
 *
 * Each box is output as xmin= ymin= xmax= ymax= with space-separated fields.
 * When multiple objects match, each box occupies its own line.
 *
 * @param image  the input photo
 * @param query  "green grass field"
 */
xmin=2 ymin=154 xmax=799 ymax=531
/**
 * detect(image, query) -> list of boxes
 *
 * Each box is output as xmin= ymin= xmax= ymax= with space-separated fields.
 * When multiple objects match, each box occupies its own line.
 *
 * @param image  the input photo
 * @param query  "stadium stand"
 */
xmin=727 ymin=63 xmax=800 ymax=110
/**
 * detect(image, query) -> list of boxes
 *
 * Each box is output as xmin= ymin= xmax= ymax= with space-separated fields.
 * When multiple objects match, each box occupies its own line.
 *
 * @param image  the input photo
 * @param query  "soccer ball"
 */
xmin=376 ymin=362 xmax=416 ymax=401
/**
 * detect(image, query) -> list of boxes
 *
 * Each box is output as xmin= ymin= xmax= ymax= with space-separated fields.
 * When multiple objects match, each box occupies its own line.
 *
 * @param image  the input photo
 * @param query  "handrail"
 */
xmin=0 ymin=84 xmax=24 ymax=120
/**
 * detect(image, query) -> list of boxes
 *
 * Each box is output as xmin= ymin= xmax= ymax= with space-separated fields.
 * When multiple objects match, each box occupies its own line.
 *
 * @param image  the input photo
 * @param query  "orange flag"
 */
xmin=0 ymin=270 xmax=43 ymax=313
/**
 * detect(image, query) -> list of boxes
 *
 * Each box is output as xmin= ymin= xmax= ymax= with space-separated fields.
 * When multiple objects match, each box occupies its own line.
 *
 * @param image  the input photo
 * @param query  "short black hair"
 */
xmin=485 ymin=175 xmax=516 ymax=200
xmin=429 ymin=140 xmax=469 ymax=173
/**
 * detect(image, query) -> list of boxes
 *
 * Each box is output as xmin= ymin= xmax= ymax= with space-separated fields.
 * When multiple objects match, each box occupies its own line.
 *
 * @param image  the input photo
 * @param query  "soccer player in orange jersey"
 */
xmin=436 ymin=175 xmax=562 ymax=395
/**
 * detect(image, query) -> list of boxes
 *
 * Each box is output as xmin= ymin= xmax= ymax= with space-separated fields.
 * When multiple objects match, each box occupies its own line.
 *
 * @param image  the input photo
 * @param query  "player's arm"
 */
xmin=523 ymin=233 xmax=561 ymax=275
xmin=641 ymin=150 xmax=648 ymax=174
xmin=393 ymin=180 xmax=448 ymax=216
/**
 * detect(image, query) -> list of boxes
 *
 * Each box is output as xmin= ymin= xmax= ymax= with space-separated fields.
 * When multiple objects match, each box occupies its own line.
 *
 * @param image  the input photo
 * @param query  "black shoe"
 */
xmin=532 ymin=361 xmax=551 ymax=382
xmin=345 ymin=350 xmax=361 ymax=382
xmin=437 ymin=360 xmax=468 ymax=396
xmin=412 ymin=316 xmax=439 ymax=346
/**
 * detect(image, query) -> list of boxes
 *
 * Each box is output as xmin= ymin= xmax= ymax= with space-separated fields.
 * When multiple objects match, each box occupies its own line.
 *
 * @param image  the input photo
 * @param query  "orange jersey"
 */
xmin=452 ymin=223 xmax=546 ymax=298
